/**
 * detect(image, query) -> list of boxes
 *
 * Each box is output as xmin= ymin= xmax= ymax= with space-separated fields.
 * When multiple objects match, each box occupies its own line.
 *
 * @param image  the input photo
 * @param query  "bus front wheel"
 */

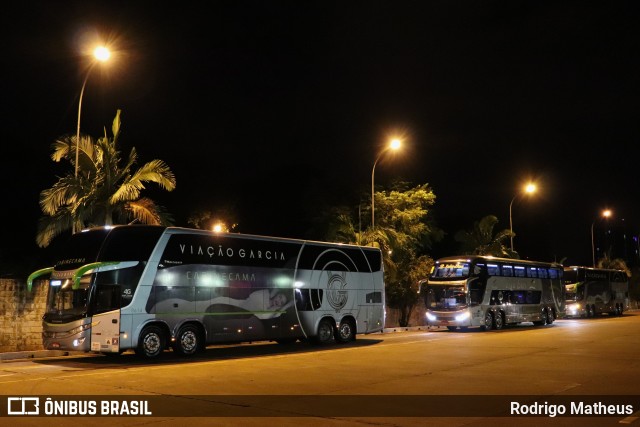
xmin=136 ymin=326 xmax=165 ymax=358
xmin=175 ymin=324 xmax=200 ymax=356
xmin=585 ymin=305 xmax=593 ymax=318
xmin=483 ymin=311 xmax=494 ymax=331
xmin=494 ymin=312 xmax=504 ymax=330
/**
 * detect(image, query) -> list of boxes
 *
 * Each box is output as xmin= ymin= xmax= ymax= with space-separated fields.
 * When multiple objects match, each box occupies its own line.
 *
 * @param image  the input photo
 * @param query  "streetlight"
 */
xmin=73 ymin=45 xmax=110 ymax=233
xmin=591 ymin=209 xmax=612 ymax=267
xmin=371 ymin=138 xmax=401 ymax=229
xmin=509 ymin=182 xmax=537 ymax=252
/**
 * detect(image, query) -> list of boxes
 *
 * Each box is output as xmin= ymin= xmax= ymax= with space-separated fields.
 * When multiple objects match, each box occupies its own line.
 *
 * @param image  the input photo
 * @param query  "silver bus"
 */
xmin=564 ymin=266 xmax=628 ymax=317
xmin=28 ymin=225 xmax=385 ymax=357
xmin=419 ymin=256 xmax=565 ymax=331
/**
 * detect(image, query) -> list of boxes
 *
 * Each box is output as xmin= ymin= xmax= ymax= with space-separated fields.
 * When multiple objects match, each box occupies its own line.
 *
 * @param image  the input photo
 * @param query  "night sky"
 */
xmin=2 ymin=2 xmax=639 ymax=276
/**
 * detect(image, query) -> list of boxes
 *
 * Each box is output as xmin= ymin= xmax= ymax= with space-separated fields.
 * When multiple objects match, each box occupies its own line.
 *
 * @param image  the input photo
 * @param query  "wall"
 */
xmin=0 ymin=279 xmax=47 ymax=352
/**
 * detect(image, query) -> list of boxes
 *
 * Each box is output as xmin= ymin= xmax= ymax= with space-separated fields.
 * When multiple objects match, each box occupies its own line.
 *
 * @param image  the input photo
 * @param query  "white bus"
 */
xmin=419 ymin=256 xmax=565 ymax=331
xmin=28 ymin=225 xmax=385 ymax=358
xmin=564 ymin=266 xmax=629 ymax=317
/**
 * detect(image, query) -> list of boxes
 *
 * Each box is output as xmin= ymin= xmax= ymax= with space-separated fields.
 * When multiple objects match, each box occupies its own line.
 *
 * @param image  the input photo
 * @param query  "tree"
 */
xmin=37 ymin=110 xmax=176 ymax=247
xmin=454 ymin=215 xmax=517 ymax=258
xmin=597 ymin=251 xmax=631 ymax=277
xmin=319 ymin=182 xmax=443 ymax=326
xmin=188 ymin=208 xmax=238 ymax=232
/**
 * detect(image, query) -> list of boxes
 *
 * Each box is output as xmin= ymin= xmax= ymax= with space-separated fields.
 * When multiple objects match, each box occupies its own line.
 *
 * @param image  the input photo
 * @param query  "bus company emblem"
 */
xmin=326 ymin=271 xmax=348 ymax=311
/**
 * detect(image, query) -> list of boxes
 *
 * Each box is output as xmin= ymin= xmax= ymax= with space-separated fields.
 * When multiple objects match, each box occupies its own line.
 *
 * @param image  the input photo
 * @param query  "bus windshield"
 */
xmin=425 ymin=285 xmax=467 ymax=310
xmin=565 ymin=285 xmax=584 ymax=302
xmin=44 ymin=277 xmax=92 ymax=322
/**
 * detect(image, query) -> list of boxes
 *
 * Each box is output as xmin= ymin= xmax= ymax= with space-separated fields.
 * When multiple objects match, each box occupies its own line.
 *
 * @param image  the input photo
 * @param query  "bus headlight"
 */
xmin=426 ymin=312 xmax=436 ymax=322
xmin=567 ymin=304 xmax=580 ymax=315
xmin=455 ymin=311 xmax=470 ymax=322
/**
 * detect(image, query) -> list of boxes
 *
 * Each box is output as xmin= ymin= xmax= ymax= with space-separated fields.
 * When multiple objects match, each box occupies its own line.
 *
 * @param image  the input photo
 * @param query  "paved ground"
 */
xmin=0 ymin=326 xmax=431 ymax=362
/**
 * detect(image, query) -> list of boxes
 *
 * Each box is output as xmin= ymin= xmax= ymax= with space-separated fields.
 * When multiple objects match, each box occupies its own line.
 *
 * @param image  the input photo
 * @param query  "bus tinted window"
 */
xmin=487 ymin=264 xmax=500 ymax=276
xmin=514 ymin=266 xmax=526 ymax=277
xmin=100 ymin=226 xmax=164 ymax=262
xmin=502 ymin=265 xmax=513 ymax=277
xmin=527 ymin=267 xmax=538 ymax=278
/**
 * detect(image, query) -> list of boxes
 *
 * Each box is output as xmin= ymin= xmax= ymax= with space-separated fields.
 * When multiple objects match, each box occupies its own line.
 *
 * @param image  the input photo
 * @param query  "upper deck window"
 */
xmin=431 ymin=262 xmax=470 ymax=279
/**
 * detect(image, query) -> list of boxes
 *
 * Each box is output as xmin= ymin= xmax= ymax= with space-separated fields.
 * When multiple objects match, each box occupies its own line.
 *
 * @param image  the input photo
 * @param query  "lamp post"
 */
xmin=509 ymin=182 xmax=537 ymax=252
xmin=591 ymin=209 xmax=612 ymax=267
xmin=371 ymin=138 xmax=401 ymax=230
xmin=73 ymin=46 xmax=110 ymax=233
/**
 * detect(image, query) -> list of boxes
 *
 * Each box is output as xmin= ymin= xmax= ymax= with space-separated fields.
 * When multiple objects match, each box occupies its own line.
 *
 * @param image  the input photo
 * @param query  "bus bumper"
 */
xmin=564 ymin=303 xmax=583 ymax=318
xmin=42 ymin=321 xmax=92 ymax=352
xmin=425 ymin=310 xmax=472 ymax=328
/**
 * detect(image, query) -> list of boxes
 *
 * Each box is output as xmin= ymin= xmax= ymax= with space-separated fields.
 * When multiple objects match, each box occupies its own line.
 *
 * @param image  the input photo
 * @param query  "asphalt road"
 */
xmin=1 ymin=312 xmax=639 ymax=426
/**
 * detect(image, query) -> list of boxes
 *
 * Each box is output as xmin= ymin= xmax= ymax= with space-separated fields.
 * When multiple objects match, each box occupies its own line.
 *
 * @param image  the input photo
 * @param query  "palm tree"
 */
xmin=37 ymin=110 xmax=176 ymax=247
xmin=597 ymin=250 xmax=632 ymax=277
xmin=454 ymin=215 xmax=517 ymax=258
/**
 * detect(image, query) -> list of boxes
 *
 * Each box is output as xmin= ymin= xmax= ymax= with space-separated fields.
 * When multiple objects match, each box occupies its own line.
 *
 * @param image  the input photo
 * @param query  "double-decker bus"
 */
xmin=563 ymin=266 xmax=628 ymax=318
xmin=28 ymin=225 xmax=385 ymax=358
xmin=419 ymin=256 xmax=564 ymax=331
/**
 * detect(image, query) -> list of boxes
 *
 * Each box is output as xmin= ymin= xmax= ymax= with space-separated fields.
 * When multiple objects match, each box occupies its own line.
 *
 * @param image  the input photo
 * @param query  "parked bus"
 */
xmin=563 ymin=266 xmax=628 ymax=317
xmin=419 ymin=256 xmax=565 ymax=331
xmin=28 ymin=225 xmax=385 ymax=358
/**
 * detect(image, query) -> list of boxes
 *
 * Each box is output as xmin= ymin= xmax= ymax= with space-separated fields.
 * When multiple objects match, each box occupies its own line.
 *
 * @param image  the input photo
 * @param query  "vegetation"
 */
xmin=36 ymin=110 xmax=176 ymax=247
xmin=317 ymin=182 xmax=443 ymax=326
xmin=454 ymin=215 xmax=517 ymax=258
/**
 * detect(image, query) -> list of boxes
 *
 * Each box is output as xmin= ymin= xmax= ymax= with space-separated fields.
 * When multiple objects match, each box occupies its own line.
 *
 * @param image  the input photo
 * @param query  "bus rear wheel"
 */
xmin=175 ymin=324 xmax=200 ymax=356
xmin=136 ymin=326 xmax=165 ymax=358
xmin=313 ymin=318 xmax=335 ymax=344
xmin=335 ymin=319 xmax=356 ymax=343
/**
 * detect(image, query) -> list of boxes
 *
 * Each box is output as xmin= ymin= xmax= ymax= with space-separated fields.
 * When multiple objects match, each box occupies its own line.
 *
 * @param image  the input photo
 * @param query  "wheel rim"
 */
xmin=494 ymin=313 xmax=503 ymax=329
xmin=339 ymin=322 xmax=353 ymax=341
xmin=180 ymin=329 xmax=198 ymax=354
xmin=484 ymin=312 xmax=493 ymax=329
xmin=143 ymin=332 xmax=161 ymax=356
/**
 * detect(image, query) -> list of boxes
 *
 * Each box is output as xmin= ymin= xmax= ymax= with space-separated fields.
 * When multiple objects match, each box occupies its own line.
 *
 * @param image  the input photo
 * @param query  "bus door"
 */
xmin=91 ymin=310 xmax=121 ymax=353
xmin=90 ymin=284 xmax=122 ymax=353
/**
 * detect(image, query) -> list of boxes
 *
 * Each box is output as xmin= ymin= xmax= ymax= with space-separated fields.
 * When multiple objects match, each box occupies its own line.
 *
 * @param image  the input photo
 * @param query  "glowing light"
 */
xmin=93 ymin=46 xmax=111 ymax=61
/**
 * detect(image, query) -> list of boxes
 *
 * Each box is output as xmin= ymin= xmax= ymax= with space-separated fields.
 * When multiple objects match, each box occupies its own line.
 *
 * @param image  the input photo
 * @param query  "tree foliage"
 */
xmin=37 ymin=110 xmax=176 ymax=247
xmin=454 ymin=215 xmax=517 ymax=258
xmin=597 ymin=252 xmax=631 ymax=277
xmin=319 ymin=182 xmax=443 ymax=327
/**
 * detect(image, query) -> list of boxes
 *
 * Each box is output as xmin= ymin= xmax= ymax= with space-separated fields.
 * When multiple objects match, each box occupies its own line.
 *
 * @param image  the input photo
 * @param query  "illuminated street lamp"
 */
xmin=509 ymin=182 xmax=537 ymax=252
xmin=371 ymin=138 xmax=402 ymax=229
xmin=591 ymin=209 xmax=612 ymax=267
xmin=73 ymin=46 xmax=110 ymax=233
